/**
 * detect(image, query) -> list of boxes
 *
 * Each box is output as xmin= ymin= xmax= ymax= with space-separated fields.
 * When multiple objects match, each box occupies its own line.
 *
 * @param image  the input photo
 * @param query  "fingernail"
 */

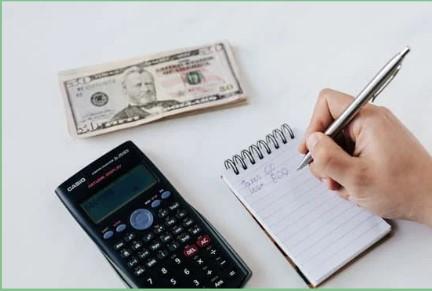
xmin=306 ymin=132 xmax=321 ymax=151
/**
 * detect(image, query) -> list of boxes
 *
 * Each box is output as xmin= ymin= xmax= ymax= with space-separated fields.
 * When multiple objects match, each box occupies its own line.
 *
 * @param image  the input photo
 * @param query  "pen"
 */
xmin=296 ymin=46 xmax=411 ymax=171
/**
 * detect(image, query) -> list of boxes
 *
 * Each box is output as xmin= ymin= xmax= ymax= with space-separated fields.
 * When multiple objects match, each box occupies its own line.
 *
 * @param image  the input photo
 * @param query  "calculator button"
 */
xmin=150 ymin=240 xmax=162 ymax=251
xmin=182 ymin=267 xmax=192 ymax=276
xmin=138 ymin=249 xmax=150 ymax=259
xmin=193 ymin=256 xmax=206 ymax=268
xmin=130 ymin=208 xmax=154 ymax=230
xmin=160 ymin=233 xmax=173 ymax=243
xmin=168 ymin=202 xmax=180 ymax=211
xmin=215 ymin=256 xmax=228 ymax=269
xmin=144 ymin=276 xmax=155 ymax=287
xmin=191 ymin=279 xmax=202 ymax=287
xmin=134 ymin=266 xmax=145 ymax=276
xmin=146 ymin=258 xmax=157 ymax=268
xmin=168 ymin=277 xmax=177 ymax=286
xmin=178 ymin=233 xmax=191 ymax=244
xmin=124 ymin=232 xmax=136 ymax=242
xmin=175 ymin=209 xmax=187 ymax=219
xmin=113 ymin=241 xmax=125 ymax=250
xmin=172 ymin=226 xmax=183 ymax=235
xmin=159 ymin=266 xmax=169 ymax=275
xmin=156 ymin=249 xmax=169 ymax=259
xmin=131 ymin=240 xmax=143 ymax=250
xmin=115 ymin=224 xmax=126 ymax=233
xmin=165 ymin=217 xmax=176 ymax=227
xmin=142 ymin=232 xmax=154 ymax=242
xmin=171 ymin=254 xmax=183 ymax=265
xmin=226 ymin=268 xmax=238 ymax=278
xmin=120 ymin=248 xmax=131 ymax=258
xmin=161 ymin=191 xmax=171 ymax=199
xmin=154 ymin=224 xmax=165 ymax=234
xmin=213 ymin=278 xmax=225 ymax=288
xmin=103 ymin=230 xmax=114 ymax=240
xmin=127 ymin=257 xmax=138 ymax=268
xmin=196 ymin=234 xmax=211 ymax=248
xmin=189 ymin=225 xmax=201 ymax=235
xmin=158 ymin=208 xmax=169 ymax=218
xmin=204 ymin=268 xmax=215 ymax=277
xmin=151 ymin=199 xmax=161 ymax=208
xmin=182 ymin=217 xmax=194 ymax=227
xmin=183 ymin=244 xmax=198 ymax=257
xmin=206 ymin=246 xmax=218 ymax=256
xmin=167 ymin=241 xmax=180 ymax=251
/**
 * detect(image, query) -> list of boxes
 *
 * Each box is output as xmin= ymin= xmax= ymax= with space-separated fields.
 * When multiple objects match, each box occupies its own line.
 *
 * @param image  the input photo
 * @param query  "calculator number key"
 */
xmin=144 ymin=276 xmax=155 ymax=287
xmin=192 ymin=279 xmax=201 ymax=287
xmin=168 ymin=278 xmax=178 ymax=286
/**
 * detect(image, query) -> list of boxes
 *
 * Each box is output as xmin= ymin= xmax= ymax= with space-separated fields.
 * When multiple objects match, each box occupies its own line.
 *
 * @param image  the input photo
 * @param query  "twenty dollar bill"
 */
xmin=59 ymin=42 xmax=246 ymax=137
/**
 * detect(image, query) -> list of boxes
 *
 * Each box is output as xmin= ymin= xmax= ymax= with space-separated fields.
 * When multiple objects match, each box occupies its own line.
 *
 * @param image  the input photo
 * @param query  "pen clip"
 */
xmin=371 ymin=64 xmax=401 ymax=102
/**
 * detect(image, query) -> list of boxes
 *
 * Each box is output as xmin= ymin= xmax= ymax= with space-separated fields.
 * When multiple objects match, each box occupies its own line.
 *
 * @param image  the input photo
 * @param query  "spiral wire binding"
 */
xmin=224 ymin=123 xmax=295 ymax=175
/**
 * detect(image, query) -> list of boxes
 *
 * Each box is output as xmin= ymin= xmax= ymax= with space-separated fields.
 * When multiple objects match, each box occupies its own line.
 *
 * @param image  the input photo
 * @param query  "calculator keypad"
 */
xmin=108 ymin=193 xmax=247 ymax=288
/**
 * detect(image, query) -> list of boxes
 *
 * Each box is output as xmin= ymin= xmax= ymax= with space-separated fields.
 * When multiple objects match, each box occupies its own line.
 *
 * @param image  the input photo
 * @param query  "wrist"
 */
xmin=414 ymin=162 xmax=432 ymax=227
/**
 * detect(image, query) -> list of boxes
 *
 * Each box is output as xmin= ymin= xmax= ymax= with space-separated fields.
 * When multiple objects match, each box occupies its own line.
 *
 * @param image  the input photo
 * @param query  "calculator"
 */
xmin=55 ymin=141 xmax=251 ymax=288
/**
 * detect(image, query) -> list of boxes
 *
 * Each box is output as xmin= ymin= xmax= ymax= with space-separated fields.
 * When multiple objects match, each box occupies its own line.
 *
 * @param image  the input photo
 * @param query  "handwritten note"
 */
xmin=222 ymin=131 xmax=391 ymax=286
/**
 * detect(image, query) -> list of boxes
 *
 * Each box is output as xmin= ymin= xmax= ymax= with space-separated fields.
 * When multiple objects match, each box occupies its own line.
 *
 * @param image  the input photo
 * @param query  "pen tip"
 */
xmin=401 ymin=46 xmax=410 ymax=57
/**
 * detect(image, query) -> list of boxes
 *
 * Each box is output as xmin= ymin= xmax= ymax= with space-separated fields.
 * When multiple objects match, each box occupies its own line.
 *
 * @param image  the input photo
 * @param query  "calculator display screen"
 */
xmin=81 ymin=165 xmax=158 ymax=223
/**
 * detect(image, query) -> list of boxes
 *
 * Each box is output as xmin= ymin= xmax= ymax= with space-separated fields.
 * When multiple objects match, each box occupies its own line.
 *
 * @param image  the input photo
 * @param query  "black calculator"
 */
xmin=55 ymin=141 xmax=251 ymax=288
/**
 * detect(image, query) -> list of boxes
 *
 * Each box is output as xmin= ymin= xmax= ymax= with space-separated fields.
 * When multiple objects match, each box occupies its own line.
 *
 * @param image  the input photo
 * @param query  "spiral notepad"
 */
xmin=221 ymin=124 xmax=391 ymax=287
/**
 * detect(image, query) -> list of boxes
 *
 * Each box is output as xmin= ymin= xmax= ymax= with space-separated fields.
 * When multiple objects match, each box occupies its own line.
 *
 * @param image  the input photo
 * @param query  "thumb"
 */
xmin=306 ymin=132 xmax=358 ymax=186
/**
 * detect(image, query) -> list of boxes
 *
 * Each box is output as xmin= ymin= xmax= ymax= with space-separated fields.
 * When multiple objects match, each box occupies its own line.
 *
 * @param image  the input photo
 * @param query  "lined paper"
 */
xmin=222 ymin=131 xmax=390 ymax=286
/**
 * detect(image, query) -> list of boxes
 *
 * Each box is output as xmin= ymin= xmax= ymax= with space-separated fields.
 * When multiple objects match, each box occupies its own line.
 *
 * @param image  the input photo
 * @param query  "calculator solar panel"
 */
xmin=56 ymin=141 xmax=251 ymax=288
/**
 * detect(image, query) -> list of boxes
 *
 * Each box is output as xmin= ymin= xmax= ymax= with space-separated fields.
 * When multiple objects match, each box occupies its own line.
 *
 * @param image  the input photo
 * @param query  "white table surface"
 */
xmin=3 ymin=2 xmax=432 ymax=288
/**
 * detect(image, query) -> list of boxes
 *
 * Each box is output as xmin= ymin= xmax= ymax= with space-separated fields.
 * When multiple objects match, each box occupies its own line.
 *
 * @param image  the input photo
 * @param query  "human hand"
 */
xmin=298 ymin=88 xmax=432 ymax=226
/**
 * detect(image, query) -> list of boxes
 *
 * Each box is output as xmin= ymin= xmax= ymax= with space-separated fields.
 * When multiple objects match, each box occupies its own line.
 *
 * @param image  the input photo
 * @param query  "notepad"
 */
xmin=221 ymin=124 xmax=391 ymax=287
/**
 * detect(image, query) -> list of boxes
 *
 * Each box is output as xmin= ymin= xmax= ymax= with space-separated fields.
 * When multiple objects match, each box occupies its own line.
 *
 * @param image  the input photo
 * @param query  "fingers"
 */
xmin=298 ymin=88 xmax=354 ymax=154
xmin=306 ymin=132 xmax=359 ymax=186
xmin=324 ymin=178 xmax=342 ymax=191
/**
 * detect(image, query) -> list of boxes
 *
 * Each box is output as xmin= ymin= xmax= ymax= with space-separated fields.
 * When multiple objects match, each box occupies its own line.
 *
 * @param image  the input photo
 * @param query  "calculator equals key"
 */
xmin=56 ymin=141 xmax=251 ymax=288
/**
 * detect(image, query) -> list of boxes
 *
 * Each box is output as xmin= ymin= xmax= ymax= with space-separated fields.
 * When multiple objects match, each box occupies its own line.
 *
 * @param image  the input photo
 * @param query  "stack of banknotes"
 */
xmin=59 ymin=42 xmax=247 ymax=138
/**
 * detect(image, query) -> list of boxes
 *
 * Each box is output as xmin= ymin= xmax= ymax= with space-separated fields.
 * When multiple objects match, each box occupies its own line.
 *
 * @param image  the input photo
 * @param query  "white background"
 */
xmin=3 ymin=2 xmax=432 ymax=288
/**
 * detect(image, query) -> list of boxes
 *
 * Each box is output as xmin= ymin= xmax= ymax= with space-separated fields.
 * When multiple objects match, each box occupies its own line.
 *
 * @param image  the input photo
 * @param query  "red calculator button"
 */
xmin=183 ymin=244 xmax=199 ymax=257
xmin=196 ymin=235 xmax=211 ymax=248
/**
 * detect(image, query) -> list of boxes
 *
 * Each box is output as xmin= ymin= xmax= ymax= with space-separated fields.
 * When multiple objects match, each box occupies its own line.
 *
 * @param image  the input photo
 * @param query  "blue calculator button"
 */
xmin=151 ymin=199 xmax=161 ymax=208
xmin=161 ymin=191 xmax=171 ymax=199
xmin=103 ymin=230 xmax=114 ymax=240
xmin=116 ymin=224 xmax=127 ymax=233
xmin=130 ymin=209 xmax=154 ymax=230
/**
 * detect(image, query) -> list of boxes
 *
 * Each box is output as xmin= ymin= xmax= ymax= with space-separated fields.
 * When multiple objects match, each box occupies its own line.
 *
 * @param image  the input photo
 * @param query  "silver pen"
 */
xmin=297 ymin=46 xmax=410 ymax=170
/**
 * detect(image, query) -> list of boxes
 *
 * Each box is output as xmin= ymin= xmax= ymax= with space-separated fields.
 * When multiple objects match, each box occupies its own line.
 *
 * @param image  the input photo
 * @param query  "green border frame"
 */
xmin=1 ymin=1 xmax=432 ymax=290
